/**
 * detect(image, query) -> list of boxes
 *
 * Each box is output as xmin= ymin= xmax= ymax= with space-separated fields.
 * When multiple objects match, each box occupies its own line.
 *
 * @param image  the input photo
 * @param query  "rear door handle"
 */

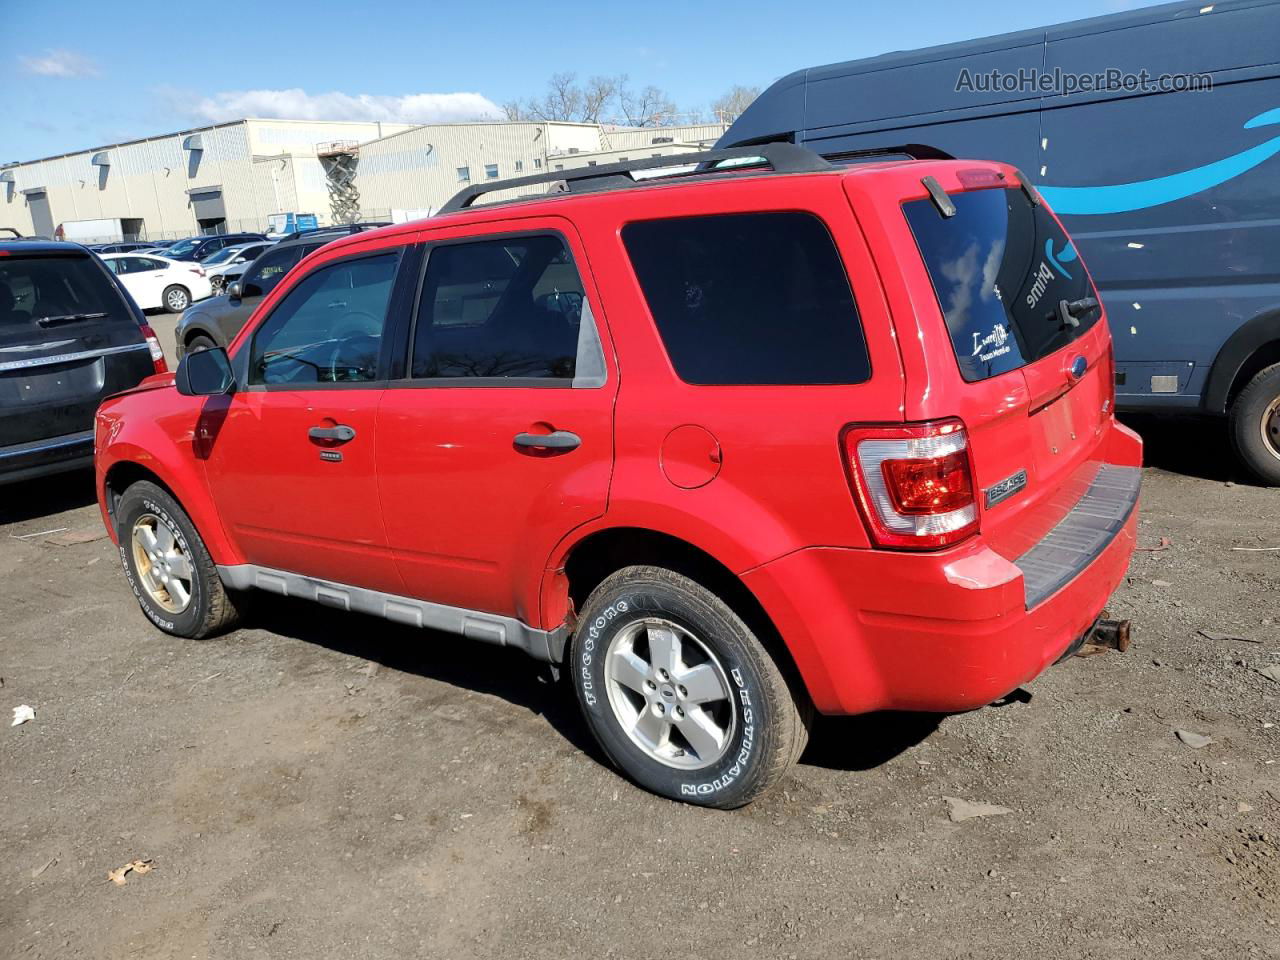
xmin=309 ymin=424 xmax=356 ymax=443
xmin=514 ymin=430 xmax=581 ymax=451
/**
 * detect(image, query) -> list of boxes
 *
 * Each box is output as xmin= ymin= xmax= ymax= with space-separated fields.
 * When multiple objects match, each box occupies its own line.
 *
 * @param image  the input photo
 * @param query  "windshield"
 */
xmin=163 ymin=238 xmax=199 ymax=256
xmin=203 ymin=246 xmax=241 ymax=265
xmin=903 ymin=186 xmax=1101 ymax=383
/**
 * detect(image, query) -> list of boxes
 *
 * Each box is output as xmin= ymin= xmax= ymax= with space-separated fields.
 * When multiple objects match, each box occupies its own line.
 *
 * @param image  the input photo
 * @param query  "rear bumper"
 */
xmin=0 ymin=431 xmax=95 ymax=485
xmin=744 ymin=426 xmax=1142 ymax=715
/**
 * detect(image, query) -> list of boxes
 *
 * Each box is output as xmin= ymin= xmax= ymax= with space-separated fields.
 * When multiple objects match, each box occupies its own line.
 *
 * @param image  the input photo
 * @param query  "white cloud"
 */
xmin=19 ymin=49 xmax=99 ymax=78
xmin=189 ymin=88 xmax=504 ymax=125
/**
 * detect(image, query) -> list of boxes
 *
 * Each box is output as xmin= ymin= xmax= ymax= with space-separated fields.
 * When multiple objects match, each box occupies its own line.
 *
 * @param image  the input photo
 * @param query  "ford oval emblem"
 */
xmin=1068 ymin=355 xmax=1088 ymax=382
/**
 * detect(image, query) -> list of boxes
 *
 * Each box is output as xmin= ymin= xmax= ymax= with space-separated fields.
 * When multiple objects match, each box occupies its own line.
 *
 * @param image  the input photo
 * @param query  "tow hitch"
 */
xmin=1057 ymin=614 xmax=1133 ymax=663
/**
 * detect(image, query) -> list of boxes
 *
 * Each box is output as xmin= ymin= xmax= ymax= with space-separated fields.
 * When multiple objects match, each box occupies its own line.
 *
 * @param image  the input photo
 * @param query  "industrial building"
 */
xmin=0 ymin=119 xmax=726 ymax=242
xmin=0 ymin=118 xmax=414 ymax=243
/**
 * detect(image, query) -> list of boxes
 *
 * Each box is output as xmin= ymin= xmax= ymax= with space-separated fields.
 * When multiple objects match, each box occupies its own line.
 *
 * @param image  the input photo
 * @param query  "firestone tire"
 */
xmin=115 ymin=481 xmax=241 ymax=639
xmin=569 ymin=565 xmax=809 ymax=808
xmin=1229 ymin=362 xmax=1280 ymax=486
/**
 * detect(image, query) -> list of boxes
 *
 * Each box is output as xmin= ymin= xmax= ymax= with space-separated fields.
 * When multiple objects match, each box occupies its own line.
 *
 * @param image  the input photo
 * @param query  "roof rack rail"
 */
xmin=438 ymin=142 xmax=833 ymax=214
xmin=822 ymin=143 xmax=955 ymax=163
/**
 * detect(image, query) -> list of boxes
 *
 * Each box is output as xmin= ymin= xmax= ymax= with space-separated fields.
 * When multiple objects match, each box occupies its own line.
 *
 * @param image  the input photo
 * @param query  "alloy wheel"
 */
xmin=1262 ymin=396 xmax=1280 ymax=462
xmin=130 ymin=514 xmax=194 ymax=614
xmin=603 ymin=617 xmax=736 ymax=770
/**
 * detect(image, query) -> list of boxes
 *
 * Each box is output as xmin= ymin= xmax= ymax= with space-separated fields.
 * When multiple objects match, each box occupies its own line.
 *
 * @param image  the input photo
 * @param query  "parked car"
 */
xmin=201 ymin=241 xmax=274 ymax=295
xmin=94 ymin=146 xmax=1142 ymax=807
xmin=719 ymin=0 xmax=1280 ymax=483
xmin=159 ymin=233 xmax=267 ymax=263
xmin=91 ymin=242 xmax=164 ymax=254
xmin=174 ymin=229 xmax=362 ymax=356
xmin=100 ymin=253 xmax=213 ymax=313
xmin=1 ymin=240 xmax=167 ymax=484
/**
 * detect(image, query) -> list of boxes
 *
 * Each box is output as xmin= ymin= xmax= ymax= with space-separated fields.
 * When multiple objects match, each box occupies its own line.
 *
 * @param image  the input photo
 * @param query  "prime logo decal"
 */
xmin=1039 ymin=108 xmax=1280 ymax=215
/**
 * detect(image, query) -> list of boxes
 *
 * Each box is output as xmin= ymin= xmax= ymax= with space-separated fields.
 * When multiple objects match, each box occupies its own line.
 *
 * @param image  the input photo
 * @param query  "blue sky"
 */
xmin=3 ymin=0 xmax=1157 ymax=162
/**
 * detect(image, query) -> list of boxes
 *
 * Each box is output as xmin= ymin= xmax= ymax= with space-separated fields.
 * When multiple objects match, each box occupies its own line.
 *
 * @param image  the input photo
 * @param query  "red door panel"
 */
xmin=375 ymin=217 xmax=617 ymax=624
xmin=203 ymin=390 xmax=402 ymax=592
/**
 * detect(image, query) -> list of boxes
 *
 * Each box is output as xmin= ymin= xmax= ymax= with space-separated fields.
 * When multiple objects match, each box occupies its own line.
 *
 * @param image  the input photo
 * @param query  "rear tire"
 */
xmin=163 ymin=285 xmax=191 ymax=313
xmin=1229 ymin=362 xmax=1280 ymax=486
xmin=115 ymin=481 xmax=241 ymax=639
xmin=569 ymin=565 xmax=808 ymax=808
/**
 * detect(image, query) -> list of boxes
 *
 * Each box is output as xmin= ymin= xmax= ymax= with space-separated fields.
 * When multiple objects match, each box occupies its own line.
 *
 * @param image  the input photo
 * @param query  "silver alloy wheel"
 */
xmin=603 ymin=617 xmax=736 ymax=770
xmin=166 ymin=287 xmax=189 ymax=311
xmin=1262 ymin=396 xmax=1280 ymax=462
xmin=130 ymin=514 xmax=194 ymax=614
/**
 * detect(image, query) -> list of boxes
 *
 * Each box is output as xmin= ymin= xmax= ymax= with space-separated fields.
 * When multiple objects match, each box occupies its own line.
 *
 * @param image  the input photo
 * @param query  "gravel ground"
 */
xmin=1 ymin=415 xmax=1277 ymax=959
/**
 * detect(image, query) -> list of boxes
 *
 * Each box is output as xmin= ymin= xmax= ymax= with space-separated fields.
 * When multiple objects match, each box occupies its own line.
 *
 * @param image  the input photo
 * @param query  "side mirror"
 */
xmin=226 ymin=281 xmax=242 ymax=301
xmin=175 ymin=345 xmax=235 ymax=397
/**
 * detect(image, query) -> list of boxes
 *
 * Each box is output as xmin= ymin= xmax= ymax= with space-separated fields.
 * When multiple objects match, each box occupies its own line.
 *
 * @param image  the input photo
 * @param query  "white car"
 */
xmin=100 ymin=253 xmax=214 ymax=313
xmin=201 ymin=241 xmax=273 ymax=295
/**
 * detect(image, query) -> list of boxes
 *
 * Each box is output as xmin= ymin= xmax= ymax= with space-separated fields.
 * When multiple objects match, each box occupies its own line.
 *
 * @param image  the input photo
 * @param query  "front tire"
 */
xmin=185 ymin=334 xmax=217 ymax=354
xmin=1229 ymin=362 xmax=1280 ymax=486
xmin=115 ymin=481 xmax=241 ymax=639
xmin=163 ymin=284 xmax=191 ymax=313
xmin=570 ymin=566 xmax=808 ymax=808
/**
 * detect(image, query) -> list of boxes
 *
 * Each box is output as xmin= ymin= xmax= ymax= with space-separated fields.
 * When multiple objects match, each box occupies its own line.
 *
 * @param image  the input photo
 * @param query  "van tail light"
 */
xmin=1103 ymin=341 xmax=1116 ymax=412
xmin=138 ymin=324 xmax=169 ymax=374
xmin=843 ymin=419 xmax=979 ymax=549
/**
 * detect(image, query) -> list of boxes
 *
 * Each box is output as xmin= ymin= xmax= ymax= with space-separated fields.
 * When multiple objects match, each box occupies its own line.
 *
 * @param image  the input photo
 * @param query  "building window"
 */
xmin=534 ymin=158 xmax=543 ymax=169
xmin=586 ymin=161 xmax=597 ymax=167
xmin=457 ymin=166 xmax=471 ymax=183
xmin=485 ymin=163 xmax=499 ymax=180
xmin=568 ymin=148 xmax=580 ymax=155
xmin=515 ymin=160 xmax=524 ymax=172
xmin=554 ymin=164 xmax=564 ymax=171
xmin=619 ymin=157 xmax=629 ymax=162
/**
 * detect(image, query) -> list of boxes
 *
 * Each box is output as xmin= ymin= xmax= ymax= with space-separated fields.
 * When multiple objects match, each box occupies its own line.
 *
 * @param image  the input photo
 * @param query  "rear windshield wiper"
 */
xmin=36 ymin=312 xmax=109 ymax=327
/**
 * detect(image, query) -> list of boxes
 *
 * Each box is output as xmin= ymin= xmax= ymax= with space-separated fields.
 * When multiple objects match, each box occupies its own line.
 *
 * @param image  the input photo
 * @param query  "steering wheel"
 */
xmin=326 ymin=312 xmax=381 ymax=381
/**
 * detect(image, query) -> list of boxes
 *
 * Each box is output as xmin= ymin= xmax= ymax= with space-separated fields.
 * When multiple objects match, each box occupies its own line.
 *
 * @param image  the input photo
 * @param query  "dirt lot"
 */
xmin=2 ymin=416 xmax=1277 ymax=959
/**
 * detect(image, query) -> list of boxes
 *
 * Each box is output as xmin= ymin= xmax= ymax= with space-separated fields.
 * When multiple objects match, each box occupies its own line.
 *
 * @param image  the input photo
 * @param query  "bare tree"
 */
xmin=580 ymin=75 xmax=621 ymax=124
xmin=502 ymin=100 xmax=527 ymax=122
xmin=618 ymin=77 xmax=678 ymax=127
xmin=712 ymin=85 xmax=761 ymax=124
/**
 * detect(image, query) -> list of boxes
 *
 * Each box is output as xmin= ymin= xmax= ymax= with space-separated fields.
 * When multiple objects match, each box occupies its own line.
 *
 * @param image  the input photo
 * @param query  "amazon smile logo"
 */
xmin=1038 ymin=108 xmax=1280 ymax=215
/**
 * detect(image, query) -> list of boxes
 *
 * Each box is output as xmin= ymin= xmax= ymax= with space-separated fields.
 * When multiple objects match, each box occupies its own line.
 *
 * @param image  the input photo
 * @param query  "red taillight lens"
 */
xmin=843 ymin=419 xmax=979 ymax=549
xmin=881 ymin=449 xmax=974 ymax=515
xmin=138 ymin=323 xmax=169 ymax=374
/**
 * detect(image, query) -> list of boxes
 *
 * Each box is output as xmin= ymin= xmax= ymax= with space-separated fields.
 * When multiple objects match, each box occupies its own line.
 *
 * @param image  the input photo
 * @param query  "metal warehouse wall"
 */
xmin=354 ymin=122 xmax=605 ymax=216
xmin=600 ymin=123 xmax=727 ymax=151
xmin=0 ymin=118 xmax=416 ymax=241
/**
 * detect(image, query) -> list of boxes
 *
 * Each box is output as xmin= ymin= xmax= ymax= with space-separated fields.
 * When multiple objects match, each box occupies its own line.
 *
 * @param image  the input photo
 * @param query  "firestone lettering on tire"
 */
xmin=681 ymin=667 xmax=755 ymax=796
xmin=578 ymin=599 xmax=629 ymax=707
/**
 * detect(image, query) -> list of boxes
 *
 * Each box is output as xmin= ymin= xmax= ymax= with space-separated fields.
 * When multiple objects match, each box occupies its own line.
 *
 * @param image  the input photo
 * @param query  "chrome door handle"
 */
xmin=309 ymin=424 xmax=356 ymax=442
xmin=514 ymin=430 xmax=581 ymax=451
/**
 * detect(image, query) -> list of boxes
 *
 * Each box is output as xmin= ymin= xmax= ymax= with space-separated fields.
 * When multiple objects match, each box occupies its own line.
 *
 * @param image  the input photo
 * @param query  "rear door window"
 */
xmin=411 ymin=234 xmax=595 ymax=382
xmin=621 ymin=212 xmax=870 ymax=385
xmin=903 ymin=187 xmax=1101 ymax=382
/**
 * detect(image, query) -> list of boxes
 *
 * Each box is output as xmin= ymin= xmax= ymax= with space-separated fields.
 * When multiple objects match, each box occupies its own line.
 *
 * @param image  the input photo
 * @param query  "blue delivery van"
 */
xmin=720 ymin=0 xmax=1280 ymax=482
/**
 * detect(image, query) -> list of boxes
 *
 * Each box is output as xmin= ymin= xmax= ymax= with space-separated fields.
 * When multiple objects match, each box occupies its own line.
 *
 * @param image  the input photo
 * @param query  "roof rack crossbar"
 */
xmin=438 ymin=143 xmax=833 ymax=214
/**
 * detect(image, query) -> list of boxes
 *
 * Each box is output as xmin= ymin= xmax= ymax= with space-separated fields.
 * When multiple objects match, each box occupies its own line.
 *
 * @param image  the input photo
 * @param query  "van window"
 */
xmin=904 ymin=187 xmax=1101 ymax=383
xmin=622 ymin=212 xmax=870 ymax=385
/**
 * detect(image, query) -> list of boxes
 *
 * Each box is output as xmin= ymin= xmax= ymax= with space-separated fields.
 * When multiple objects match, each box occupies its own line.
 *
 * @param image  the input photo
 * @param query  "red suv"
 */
xmin=94 ymin=145 xmax=1141 ymax=808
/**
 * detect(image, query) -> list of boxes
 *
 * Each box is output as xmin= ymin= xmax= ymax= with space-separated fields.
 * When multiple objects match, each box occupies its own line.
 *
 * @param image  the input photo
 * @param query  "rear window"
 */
xmin=622 ymin=212 xmax=870 ymax=385
xmin=904 ymin=187 xmax=1101 ymax=383
xmin=0 ymin=254 xmax=135 ymax=348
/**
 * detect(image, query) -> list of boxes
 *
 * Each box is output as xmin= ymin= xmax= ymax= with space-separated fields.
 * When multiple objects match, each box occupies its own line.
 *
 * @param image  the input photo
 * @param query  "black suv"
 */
xmin=174 ymin=225 xmax=387 ymax=356
xmin=160 ymin=233 xmax=267 ymax=263
xmin=0 ymin=241 xmax=165 ymax=484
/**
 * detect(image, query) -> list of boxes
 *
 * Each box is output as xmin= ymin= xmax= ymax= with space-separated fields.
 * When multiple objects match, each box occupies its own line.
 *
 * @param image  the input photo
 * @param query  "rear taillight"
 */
xmin=190 ymin=266 xmax=205 ymax=277
xmin=139 ymin=324 xmax=169 ymax=374
xmin=843 ymin=419 xmax=979 ymax=549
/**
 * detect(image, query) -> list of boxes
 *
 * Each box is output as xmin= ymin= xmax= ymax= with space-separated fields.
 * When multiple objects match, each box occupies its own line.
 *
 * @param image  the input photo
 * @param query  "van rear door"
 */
xmin=891 ymin=177 xmax=1114 ymax=547
xmin=0 ymin=249 xmax=154 ymax=450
